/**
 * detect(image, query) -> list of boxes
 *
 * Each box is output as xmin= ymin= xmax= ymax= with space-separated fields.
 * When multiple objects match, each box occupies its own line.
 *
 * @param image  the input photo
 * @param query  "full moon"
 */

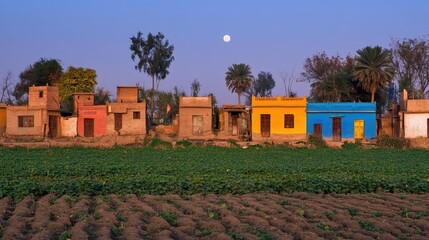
xmin=223 ymin=34 xmax=231 ymax=43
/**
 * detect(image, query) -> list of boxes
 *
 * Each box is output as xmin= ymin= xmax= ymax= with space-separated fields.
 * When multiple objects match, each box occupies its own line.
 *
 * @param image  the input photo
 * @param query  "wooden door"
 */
xmin=354 ymin=120 xmax=364 ymax=140
xmin=84 ymin=118 xmax=94 ymax=137
xmin=314 ymin=124 xmax=322 ymax=138
xmin=192 ymin=115 xmax=203 ymax=135
xmin=114 ymin=113 xmax=122 ymax=131
xmin=48 ymin=115 xmax=58 ymax=138
xmin=260 ymin=114 xmax=270 ymax=137
xmin=427 ymin=119 xmax=429 ymax=138
xmin=332 ymin=117 xmax=341 ymax=142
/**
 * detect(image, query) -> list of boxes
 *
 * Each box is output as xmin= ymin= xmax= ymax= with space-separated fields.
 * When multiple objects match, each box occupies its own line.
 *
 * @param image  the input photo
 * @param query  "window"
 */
xmin=133 ymin=111 xmax=141 ymax=119
xmin=39 ymin=91 xmax=43 ymax=98
xmin=284 ymin=114 xmax=294 ymax=128
xmin=18 ymin=116 xmax=34 ymax=127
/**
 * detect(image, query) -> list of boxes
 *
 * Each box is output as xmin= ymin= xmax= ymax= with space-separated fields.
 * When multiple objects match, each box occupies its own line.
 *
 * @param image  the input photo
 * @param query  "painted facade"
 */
xmin=77 ymin=105 xmax=107 ymax=137
xmin=306 ymin=102 xmax=376 ymax=141
xmin=0 ymin=104 xmax=6 ymax=135
xmin=178 ymin=96 xmax=213 ymax=138
xmin=6 ymin=86 xmax=61 ymax=138
xmin=400 ymin=90 xmax=429 ymax=138
xmin=251 ymin=96 xmax=307 ymax=141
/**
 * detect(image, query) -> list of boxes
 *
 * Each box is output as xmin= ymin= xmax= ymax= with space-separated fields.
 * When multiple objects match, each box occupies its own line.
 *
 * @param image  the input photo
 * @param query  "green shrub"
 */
xmin=175 ymin=140 xmax=192 ymax=148
xmin=308 ymin=135 xmax=327 ymax=148
xmin=341 ymin=141 xmax=362 ymax=149
xmin=376 ymin=135 xmax=410 ymax=149
xmin=148 ymin=137 xmax=172 ymax=149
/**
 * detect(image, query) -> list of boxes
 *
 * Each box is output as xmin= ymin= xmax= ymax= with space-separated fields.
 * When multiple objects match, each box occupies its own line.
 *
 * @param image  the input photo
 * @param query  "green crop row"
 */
xmin=0 ymin=146 xmax=428 ymax=200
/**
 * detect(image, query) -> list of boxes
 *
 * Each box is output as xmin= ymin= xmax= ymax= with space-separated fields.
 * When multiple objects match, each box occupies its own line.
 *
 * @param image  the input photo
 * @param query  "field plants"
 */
xmin=0 ymin=146 xmax=428 ymax=200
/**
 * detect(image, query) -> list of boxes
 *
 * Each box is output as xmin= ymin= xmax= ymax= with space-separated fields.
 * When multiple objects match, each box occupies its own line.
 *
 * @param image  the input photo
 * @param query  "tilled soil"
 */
xmin=0 ymin=193 xmax=428 ymax=240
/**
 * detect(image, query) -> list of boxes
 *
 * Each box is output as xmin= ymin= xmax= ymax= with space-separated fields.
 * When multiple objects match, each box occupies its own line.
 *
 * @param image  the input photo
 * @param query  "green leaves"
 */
xmin=0 ymin=147 xmax=428 ymax=200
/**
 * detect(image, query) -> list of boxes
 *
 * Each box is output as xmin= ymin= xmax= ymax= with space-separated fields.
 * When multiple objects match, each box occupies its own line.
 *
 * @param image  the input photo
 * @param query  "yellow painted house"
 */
xmin=0 ymin=104 xmax=6 ymax=135
xmin=251 ymin=96 xmax=307 ymax=141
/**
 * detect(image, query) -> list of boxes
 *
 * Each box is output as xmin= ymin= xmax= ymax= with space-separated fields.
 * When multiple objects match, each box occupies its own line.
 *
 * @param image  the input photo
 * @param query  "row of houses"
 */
xmin=0 ymin=85 xmax=146 ymax=139
xmin=0 ymin=86 xmax=427 ymax=142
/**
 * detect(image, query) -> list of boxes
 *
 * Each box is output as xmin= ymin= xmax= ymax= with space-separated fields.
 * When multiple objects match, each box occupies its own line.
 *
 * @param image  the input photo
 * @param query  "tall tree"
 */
xmin=253 ymin=71 xmax=276 ymax=97
xmin=301 ymin=52 xmax=354 ymax=102
xmin=225 ymin=63 xmax=253 ymax=105
xmin=279 ymin=69 xmax=297 ymax=97
xmin=353 ymin=46 xmax=395 ymax=102
xmin=190 ymin=79 xmax=201 ymax=97
xmin=392 ymin=37 xmax=429 ymax=98
xmin=1 ymin=72 xmax=14 ymax=104
xmin=13 ymin=58 xmax=63 ymax=105
xmin=130 ymin=31 xmax=175 ymax=119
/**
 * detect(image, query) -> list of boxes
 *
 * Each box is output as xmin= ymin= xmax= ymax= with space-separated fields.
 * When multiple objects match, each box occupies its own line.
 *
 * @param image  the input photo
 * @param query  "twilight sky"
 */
xmin=1 ymin=0 xmax=428 ymax=105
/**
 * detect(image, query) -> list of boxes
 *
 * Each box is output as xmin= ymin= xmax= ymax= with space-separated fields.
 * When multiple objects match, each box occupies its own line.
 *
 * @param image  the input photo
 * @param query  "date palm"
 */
xmin=353 ymin=46 xmax=395 ymax=102
xmin=225 ymin=63 xmax=253 ymax=105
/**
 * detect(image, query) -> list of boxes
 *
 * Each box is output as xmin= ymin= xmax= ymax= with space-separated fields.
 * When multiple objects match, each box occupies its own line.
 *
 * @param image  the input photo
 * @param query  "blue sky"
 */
xmin=1 ymin=0 xmax=428 ymax=105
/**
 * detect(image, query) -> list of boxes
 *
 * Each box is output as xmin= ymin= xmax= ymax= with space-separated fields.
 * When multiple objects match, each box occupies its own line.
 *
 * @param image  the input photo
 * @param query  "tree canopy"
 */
xmin=59 ymin=66 xmax=97 ymax=102
xmin=130 ymin=31 xmax=175 ymax=119
xmin=225 ymin=63 xmax=253 ymax=105
xmin=253 ymin=71 xmax=276 ymax=97
xmin=190 ymin=79 xmax=201 ymax=97
xmin=13 ymin=58 xmax=63 ymax=105
xmin=353 ymin=46 xmax=395 ymax=103
xmin=392 ymin=37 xmax=429 ymax=98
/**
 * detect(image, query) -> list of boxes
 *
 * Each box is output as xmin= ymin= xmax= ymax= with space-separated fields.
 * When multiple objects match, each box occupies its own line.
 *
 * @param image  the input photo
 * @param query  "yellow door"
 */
xmin=354 ymin=120 xmax=364 ymax=140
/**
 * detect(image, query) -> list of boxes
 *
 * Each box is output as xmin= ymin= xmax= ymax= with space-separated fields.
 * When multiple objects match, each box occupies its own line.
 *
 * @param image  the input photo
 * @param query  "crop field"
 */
xmin=0 ymin=146 xmax=429 ymax=239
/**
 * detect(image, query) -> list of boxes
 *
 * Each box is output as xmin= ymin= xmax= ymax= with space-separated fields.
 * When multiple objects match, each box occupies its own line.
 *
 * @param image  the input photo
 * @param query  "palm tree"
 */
xmin=353 ymin=46 xmax=395 ymax=102
xmin=225 ymin=63 xmax=253 ymax=105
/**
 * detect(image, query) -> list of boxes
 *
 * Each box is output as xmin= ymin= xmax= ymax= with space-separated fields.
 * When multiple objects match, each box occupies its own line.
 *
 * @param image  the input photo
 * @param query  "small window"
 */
xmin=284 ymin=114 xmax=294 ymax=128
xmin=18 ymin=116 xmax=34 ymax=127
xmin=133 ymin=111 xmax=141 ymax=119
xmin=39 ymin=91 xmax=43 ymax=98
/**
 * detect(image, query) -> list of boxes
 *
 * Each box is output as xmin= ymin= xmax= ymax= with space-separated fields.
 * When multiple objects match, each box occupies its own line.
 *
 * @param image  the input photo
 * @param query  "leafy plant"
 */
xmin=376 ymin=135 xmax=410 ymax=149
xmin=159 ymin=211 xmax=177 ymax=226
xmin=308 ymin=135 xmax=327 ymax=148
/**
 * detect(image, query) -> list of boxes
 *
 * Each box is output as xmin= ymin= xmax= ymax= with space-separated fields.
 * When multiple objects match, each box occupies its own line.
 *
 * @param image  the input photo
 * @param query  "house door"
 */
xmin=314 ymin=124 xmax=322 ymax=138
xmin=332 ymin=117 xmax=342 ymax=142
xmin=427 ymin=119 xmax=429 ymax=138
xmin=114 ymin=113 xmax=122 ymax=131
xmin=232 ymin=114 xmax=238 ymax=135
xmin=260 ymin=114 xmax=270 ymax=137
xmin=84 ymin=118 xmax=94 ymax=137
xmin=48 ymin=115 xmax=58 ymax=138
xmin=192 ymin=115 xmax=203 ymax=135
xmin=354 ymin=120 xmax=364 ymax=140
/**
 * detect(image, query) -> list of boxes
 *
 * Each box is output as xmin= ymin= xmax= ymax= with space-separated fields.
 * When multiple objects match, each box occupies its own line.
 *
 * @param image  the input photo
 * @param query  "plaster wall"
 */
xmin=61 ymin=116 xmax=77 ymax=137
xmin=404 ymin=113 xmax=429 ymax=138
xmin=106 ymin=102 xmax=146 ymax=135
xmin=6 ymin=107 xmax=44 ymax=136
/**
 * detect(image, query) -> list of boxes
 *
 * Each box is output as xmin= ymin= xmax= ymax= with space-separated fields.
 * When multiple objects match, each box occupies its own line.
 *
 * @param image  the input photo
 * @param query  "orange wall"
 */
xmin=77 ymin=105 xmax=107 ymax=136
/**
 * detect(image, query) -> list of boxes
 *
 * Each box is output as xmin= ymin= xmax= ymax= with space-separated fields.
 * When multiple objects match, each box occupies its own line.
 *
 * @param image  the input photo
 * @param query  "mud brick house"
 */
xmin=73 ymin=92 xmax=94 ymax=115
xmin=6 ymin=86 xmax=61 ymax=138
xmin=400 ymin=89 xmax=429 ymax=138
xmin=218 ymin=104 xmax=250 ymax=140
xmin=377 ymin=102 xmax=400 ymax=137
xmin=75 ymin=92 xmax=107 ymax=137
xmin=106 ymin=86 xmax=146 ymax=135
xmin=0 ymin=104 xmax=6 ymax=135
xmin=178 ymin=96 xmax=213 ymax=138
xmin=306 ymin=102 xmax=376 ymax=142
xmin=251 ymin=96 xmax=307 ymax=141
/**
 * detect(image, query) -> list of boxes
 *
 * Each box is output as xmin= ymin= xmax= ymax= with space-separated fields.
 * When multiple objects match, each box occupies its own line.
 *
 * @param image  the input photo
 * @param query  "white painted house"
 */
xmin=400 ymin=90 xmax=429 ymax=138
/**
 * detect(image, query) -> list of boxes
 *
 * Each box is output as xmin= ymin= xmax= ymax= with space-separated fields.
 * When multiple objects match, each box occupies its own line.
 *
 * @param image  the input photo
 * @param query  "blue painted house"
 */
xmin=307 ymin=102 xmax=376 ymax=141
